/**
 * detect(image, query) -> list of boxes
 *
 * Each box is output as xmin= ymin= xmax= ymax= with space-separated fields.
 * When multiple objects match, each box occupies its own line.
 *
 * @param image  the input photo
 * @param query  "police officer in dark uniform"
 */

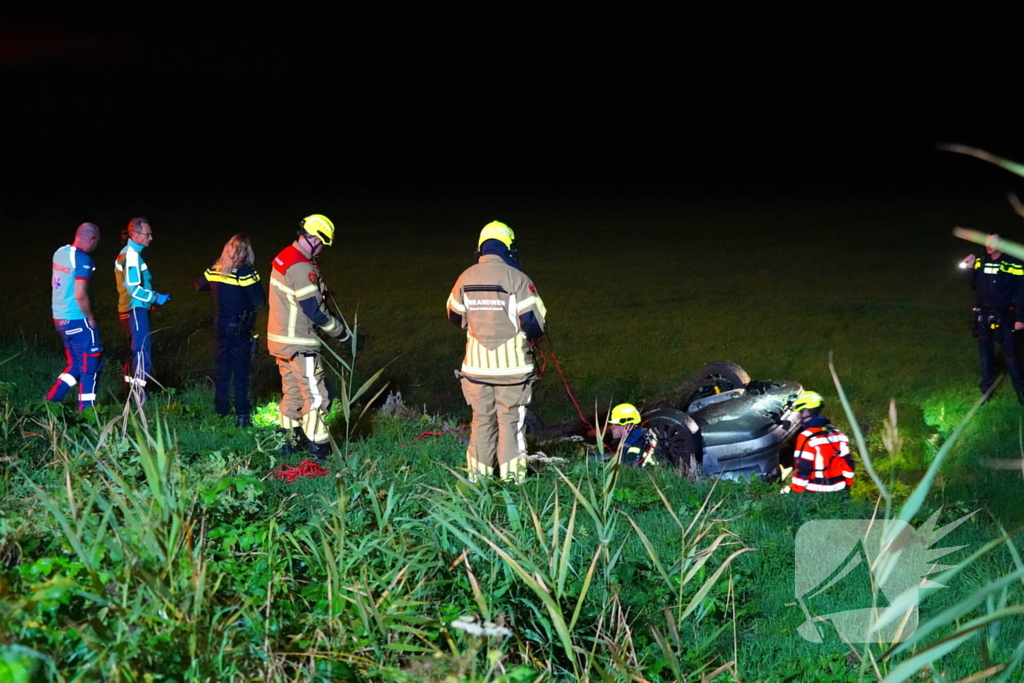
xmin=962 ymin=233 xmax=1024 ymax=402
xmin=196 ymin=234 xmax=267 ymax=426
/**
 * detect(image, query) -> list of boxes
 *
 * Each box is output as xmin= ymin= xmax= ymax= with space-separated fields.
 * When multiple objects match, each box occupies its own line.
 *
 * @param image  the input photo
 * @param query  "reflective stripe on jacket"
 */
xmin=447 ymin=254 xmax=546 ymax=384
xmin=968 ymin=253 xmax=1024 ymax=320
xmin=790 ymin=425 xmax=854 ymax=493
xmin=622 ymin=426 xmax=659 ymax=467
xmin=115 ymin=240 xmax=156 ymax=312
xmin=267 ymin=241 xmax=347 ymax=358
xmin=196 ymin=263 xmax=266 ymax=319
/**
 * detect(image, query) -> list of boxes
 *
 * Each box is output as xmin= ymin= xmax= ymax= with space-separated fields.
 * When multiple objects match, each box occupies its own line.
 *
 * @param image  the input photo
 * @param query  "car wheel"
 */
xmin=644 ymin=408 xmax=701 ymax=468
xmin=685 ymin=360 xmax=751 ymax=407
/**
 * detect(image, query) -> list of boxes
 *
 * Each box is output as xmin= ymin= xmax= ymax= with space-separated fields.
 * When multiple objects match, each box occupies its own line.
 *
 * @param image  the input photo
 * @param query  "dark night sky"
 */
xmin=2 ymin=10 xmax=1022 ymax=199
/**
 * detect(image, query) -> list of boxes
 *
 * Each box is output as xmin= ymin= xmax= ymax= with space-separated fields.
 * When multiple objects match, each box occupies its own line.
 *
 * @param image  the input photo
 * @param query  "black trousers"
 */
xmin=977 ymin=322 xmax=1024 ymax=395
xmin=215 ymin=320 xmax=253 ymax=416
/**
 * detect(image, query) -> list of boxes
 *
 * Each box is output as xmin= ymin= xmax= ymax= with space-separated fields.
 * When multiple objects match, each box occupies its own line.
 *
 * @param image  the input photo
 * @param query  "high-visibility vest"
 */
xmin=790 ymin=425 xmax=854 ymax=493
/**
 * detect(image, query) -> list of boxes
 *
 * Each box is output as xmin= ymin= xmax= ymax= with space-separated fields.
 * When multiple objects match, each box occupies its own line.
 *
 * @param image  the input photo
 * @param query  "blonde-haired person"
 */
xmin=196 ymin=233 xmax=266 ymax=426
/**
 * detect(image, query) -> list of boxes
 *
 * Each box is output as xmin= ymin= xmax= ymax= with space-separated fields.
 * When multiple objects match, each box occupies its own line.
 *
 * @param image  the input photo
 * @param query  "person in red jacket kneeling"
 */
xmin=788 ymin=391 xmax=854 ymax=494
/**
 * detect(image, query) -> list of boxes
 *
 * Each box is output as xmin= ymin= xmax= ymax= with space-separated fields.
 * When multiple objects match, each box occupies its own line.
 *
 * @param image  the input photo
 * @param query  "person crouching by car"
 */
xmin=607 ymin=403 xmax=660 ymax=467
xmin=788 ymin=391 xmax=854 ymax=494
xmin=196 ymin=233 xmax=266 ymax=427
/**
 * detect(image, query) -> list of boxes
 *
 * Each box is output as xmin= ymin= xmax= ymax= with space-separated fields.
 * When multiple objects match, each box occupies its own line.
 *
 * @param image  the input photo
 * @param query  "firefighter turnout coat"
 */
xmin=447 ymin=253 xmax=547 ymax=480
xmin=446 ymin=254 xmax=547 ymax=384
xmin=789 ymin=419 xmax=854 ymax=493
xmin=267 ymin=241 xmax=349 ymax=359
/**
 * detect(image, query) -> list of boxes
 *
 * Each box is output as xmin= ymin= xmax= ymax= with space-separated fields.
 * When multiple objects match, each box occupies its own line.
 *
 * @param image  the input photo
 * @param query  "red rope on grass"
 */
xmin=400 ymin=425 xmax=470 ymax=446
xmin=270 ymin=459 xmax=331 ymax=483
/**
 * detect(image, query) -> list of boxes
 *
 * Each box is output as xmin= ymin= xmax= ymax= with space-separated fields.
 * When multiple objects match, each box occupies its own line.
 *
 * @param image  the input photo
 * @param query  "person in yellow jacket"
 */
xmin=447 ymin=221 xmax=547 ymax=483
xmin=268 ymin=214 xmax=353 ymax=459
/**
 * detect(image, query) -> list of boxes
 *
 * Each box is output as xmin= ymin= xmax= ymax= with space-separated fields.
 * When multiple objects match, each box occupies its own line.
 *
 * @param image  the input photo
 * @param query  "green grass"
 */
xmin=2 ymin=388 xmax=1022 ymax=681
xmin=6 ymin=192 xmax=1024 ymax=680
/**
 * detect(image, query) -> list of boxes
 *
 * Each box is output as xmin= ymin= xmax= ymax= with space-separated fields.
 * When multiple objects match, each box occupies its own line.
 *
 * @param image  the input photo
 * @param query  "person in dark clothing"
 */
xmin=607 ymin=403 xmax=660 ymax=467
xmin=196 ymin=233 xmax=266 ymax=426
xmin=962 ymin=233 xmax=1024 ymax=403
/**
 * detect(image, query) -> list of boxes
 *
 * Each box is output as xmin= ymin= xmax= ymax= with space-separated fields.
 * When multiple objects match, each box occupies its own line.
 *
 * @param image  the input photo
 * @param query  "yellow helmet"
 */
xmin=609 ymin=403 xmax=642 ymax=425
xmin=478 ymin=220 xmax=515 ymax=250
xmin=301 ymin=214 xmax=335 ymax=246
xmin=792 ymin=391 xmax=824 ymax=412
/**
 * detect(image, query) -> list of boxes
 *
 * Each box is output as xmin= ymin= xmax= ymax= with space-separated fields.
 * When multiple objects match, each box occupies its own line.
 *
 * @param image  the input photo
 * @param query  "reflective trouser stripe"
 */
xmin=79 ymin=393 xmax=97 ymax=401
xmin=305 ymin=355 xmax=323 ymax=411
xmin=280 ymin=414 xmax=299 ymax=429
xmin=121 ymin=308 xmax=152 ymax=394
xmin=278 ymin=355 xmax=330 ymax=444
xmin=48 ymin=319 xmax=102 ymax=406
xmin=466 ymin=450 xmax=492 ymax=482
xmin=499 ymin=456 xmax=527 ymax=484
xmin=302 ymin=411 xmax=329 ymax=444
xmin=516 ymin=405 xmax=527 ymax=462
xmin=46 ymin=347 xmax=75 ymax=402
xmin=460 ymin=379 xmax=532 ymax=471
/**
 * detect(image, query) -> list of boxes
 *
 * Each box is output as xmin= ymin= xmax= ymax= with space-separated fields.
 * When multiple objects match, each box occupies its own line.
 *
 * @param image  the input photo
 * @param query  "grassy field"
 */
xmin=5 ymin=188 xmax=1024 ymax=680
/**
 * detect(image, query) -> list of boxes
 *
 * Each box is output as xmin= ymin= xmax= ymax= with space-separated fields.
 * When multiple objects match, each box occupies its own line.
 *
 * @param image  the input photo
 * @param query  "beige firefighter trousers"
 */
xmin=460 ymin=378 xmax=532 ymax=481
xmin=277 ymin=353 xmax=330 ymax=444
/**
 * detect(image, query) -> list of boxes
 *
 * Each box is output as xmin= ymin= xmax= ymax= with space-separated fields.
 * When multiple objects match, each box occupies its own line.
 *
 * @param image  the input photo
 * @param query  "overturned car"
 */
xmin=533 ymin=361 xmax=803 ymax=481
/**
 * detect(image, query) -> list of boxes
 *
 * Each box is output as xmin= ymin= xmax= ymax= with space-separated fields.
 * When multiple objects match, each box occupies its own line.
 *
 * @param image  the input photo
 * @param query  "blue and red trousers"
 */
xmin=46 ymin=318 xmax=103 ymax=410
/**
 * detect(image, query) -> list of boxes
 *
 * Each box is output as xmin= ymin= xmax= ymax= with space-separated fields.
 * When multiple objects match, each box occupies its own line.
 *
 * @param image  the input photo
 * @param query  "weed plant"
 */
xmin=2 ymin=362 xmax=1024 ymax=681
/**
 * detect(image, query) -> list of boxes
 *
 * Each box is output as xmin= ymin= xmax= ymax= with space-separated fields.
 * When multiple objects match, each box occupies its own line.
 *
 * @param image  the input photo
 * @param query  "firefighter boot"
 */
xmin=280 ymin=427 xmax=309 ymax=456
xmin=308 ymin=440 xmax=332 ymax=461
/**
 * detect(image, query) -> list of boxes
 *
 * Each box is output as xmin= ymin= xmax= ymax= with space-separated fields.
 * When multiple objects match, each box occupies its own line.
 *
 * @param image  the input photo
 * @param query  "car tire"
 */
xmin=644 ymin=408 xmax=702 ymax=468
xmin=685 ymin=360 xmax=751 ymax=407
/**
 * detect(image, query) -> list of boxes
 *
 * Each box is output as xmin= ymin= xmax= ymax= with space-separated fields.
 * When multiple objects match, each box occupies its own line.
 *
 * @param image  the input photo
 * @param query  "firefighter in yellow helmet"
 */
xmin=267 ymin=214 xmax=353 ymax=459
xmin=447 ymin=221 xmax=547 ymax=483
xmin=608 ymin=403 xmax=660 ymax=467
xmin=788 ymin=391 xmax=854 ymax=494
